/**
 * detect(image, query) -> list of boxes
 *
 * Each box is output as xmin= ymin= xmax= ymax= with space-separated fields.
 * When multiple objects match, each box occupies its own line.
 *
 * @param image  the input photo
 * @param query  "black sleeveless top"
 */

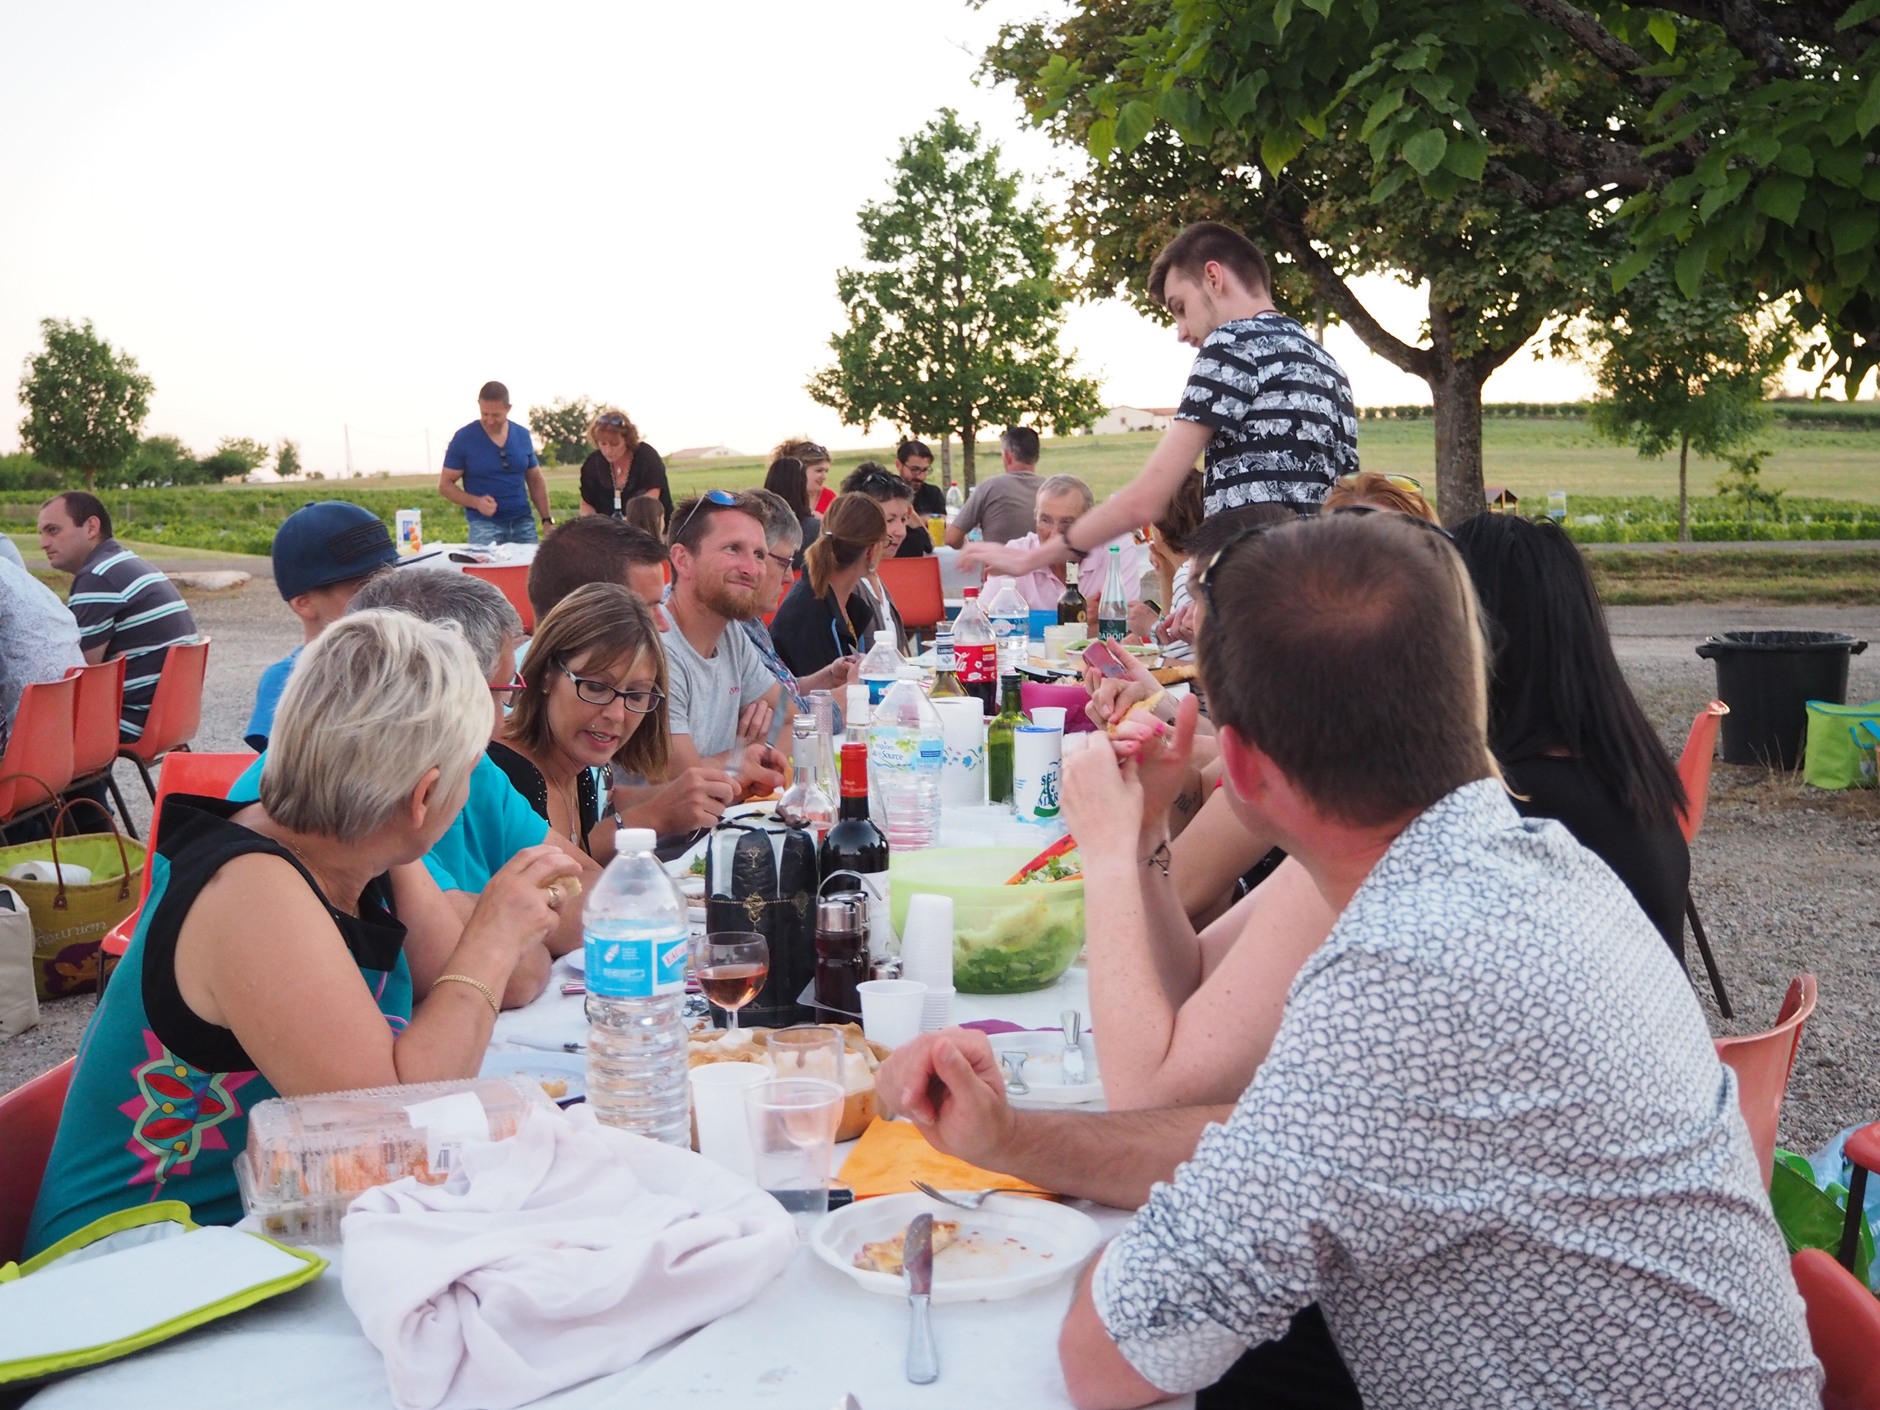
xmin=486 ymin=740 xmax=602 ymax=856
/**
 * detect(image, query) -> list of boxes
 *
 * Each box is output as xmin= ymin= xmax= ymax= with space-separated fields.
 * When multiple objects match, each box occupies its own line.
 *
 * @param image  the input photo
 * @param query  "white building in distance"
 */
xmin=1089 ymin=406 xmax=1178 ymax=435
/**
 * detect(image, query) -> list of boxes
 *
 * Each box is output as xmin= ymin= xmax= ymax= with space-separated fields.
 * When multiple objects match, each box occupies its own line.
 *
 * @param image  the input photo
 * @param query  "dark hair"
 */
xmin=1154 ymin=472 xmax=1206 ymax=554
xmin=1184 ymin=502 xmax=1300 ymax=565
xmin=1149 ymin=222 xmax=1272 ymax=304
xmin=1000 ymin=426 xmax=1041 ymax=465
xmin=843 ymin=463 xmax=914 ymax=503
xmin=477 ymin=380 xmax=509 ymax=404
xmin=528 ymin=516 xmax=667 ymax=620
xmin=764 ymin=456 xmax=811 ymax=517
xmin=1198 ymin=514 xmax=1494 ymax=827
xmin=506 ymin=583 xmax=669 ymax=782
xmin=896 ymin=438 xmax=932 ymax=465
xmin=668 ymin=491 xmax=765 ymax=558
xmin=621 ymin=495 xmax=666 ymax=539
xmin=804 ymin=494 xmax=887 ymax=631
xmin=49 ymin=491 xmax=112 ymax=541
xmin=1448 ymin=513 xmax=1686 ymax=828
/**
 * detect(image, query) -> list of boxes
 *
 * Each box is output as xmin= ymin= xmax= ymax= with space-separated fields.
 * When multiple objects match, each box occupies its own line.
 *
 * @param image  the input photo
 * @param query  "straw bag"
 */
xmin=1803 ymin=698 xmax=1880 ymax=790
xmin=0 ymin=795 xmax=144 ymax=999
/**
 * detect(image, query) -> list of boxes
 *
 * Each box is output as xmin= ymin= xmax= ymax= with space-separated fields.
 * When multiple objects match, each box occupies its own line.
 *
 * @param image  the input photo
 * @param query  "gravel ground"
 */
xmin=7 ymin=587 xmax=1877 ymax=1154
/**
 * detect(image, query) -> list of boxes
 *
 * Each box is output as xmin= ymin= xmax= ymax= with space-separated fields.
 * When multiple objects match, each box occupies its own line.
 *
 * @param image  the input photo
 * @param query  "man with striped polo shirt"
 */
xmin=38 ymin=492 xmax=199 ymax=743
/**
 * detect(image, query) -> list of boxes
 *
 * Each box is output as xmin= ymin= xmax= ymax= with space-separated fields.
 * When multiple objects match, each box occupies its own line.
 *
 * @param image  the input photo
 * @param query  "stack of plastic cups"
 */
xmin=900 ymin=893 xmax=955 ymax=1031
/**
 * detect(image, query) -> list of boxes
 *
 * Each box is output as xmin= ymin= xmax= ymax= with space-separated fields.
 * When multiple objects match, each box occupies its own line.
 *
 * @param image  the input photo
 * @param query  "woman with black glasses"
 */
xmin=578 ymin=408 xmax=672 ymax=520
xmin=489 ymin=582 xmax=699 ymax=861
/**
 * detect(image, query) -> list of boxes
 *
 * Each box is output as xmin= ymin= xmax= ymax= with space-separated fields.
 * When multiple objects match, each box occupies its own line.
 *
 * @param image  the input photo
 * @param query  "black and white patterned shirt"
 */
xmin=1175 ymin=313 xmax=1359 ymax=513
xmin=1093 ymin=780 xmax=1820 ymax=1408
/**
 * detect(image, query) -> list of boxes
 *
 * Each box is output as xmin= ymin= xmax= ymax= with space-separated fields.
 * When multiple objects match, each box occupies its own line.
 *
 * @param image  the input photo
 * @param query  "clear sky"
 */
xmin=0 ymin=0 xmax=1603 ymax=476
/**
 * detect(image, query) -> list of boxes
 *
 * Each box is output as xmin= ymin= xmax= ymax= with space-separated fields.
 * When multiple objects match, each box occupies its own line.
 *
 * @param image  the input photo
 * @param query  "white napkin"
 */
xmin=340 ymin=1104 xmax=796 ymax=1410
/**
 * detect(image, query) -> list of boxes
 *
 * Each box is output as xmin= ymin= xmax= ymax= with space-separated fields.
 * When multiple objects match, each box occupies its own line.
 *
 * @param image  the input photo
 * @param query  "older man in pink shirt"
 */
xmin=982 ymin=474 xmax=1147 ymax=612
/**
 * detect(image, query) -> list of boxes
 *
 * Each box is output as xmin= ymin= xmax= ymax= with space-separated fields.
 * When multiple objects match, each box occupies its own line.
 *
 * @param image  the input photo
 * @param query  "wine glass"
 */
xmin=693 ymin=930 xmax=769 ymax=1031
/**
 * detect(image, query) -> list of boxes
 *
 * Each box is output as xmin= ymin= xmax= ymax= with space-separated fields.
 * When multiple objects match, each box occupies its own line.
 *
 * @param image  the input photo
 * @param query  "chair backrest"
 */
xmin=1021 ymin=681 xmax=1099 ymax=734
xmin=875 ymin=557 xmax=946 ymax=632
xmin=65 ymin=657 xmax=127 ymax=780
xmin=463 ymin=564 xmax=534 ymax=634
xmin=1714 ymin=974 xmax=1817 ymax=1187
xmin=0 ymin=1058 xmax=75 ymax=1265
xmin=1677 ymin=700 xmax=1729 ymax=843
xmin=1791 ymin=1248 xmax=1880 ymax=1409
xmin=122 ymin=639 xmax=211 ymax=765
xmin=0 ymin=676 xmax=79 ymax=821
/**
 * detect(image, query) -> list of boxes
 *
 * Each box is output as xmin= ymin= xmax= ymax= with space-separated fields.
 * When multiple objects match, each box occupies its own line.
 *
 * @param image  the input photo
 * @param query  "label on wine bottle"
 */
xmin=862 ymin=869 xmax=895 ymax=961
xmin=954 ymin=641 xmax=996 ymax=685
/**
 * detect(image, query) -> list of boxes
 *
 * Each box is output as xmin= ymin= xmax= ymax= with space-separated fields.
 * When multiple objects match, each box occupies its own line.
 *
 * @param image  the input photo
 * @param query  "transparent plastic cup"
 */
xmin=744 ymin=1078 xmax=845 ymax=1215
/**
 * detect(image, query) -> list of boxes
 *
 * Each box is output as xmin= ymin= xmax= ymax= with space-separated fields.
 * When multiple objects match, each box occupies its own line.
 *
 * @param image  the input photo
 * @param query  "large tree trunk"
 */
xmin=1429 ymin=358 xmax=1488 ymax=527
xmin=940 ymin=434 xmax=952 ymax=493
xmin=960 ymin=421 xmax=978 ymax=491
xmin=1677 ymin=433 xmax=1691 ymax=543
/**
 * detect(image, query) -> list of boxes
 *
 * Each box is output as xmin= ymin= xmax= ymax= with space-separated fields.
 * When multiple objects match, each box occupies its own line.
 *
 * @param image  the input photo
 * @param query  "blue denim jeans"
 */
xmin=466 ymin=514 xmax=539 ymax=546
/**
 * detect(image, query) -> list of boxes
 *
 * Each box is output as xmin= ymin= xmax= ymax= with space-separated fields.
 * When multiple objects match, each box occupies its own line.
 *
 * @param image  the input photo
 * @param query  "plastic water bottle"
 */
xmin=860 ymin=628 xmax=902 ymax=705
xmin=584 ymin=825 xmax=691 ymax=1146
xmin=985 ymin=579 xmax=1030 ymax=676
xmin=868 ymin=665 xmax=944 ymax=850
xmin=945 ymin=481 xmax=964 ymax=512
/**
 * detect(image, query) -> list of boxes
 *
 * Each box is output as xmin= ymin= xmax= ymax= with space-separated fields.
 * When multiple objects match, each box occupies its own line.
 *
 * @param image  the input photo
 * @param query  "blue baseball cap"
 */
xmin=272 ymin=502 xmax=398 ymax=600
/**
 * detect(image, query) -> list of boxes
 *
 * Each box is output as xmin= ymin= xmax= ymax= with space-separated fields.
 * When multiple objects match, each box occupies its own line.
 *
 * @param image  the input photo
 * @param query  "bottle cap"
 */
xmin=616 ymin=825 xmax=656 ymax=854
xmin=875 ymin=629 xmax=893 ymax=645
xmin=817 ymin=894 xmax=865 ymax=934
xmin=897 ymin=664 xmax=922 ymax=679
xmin=963 ymin=586 xmax=979 ymax=598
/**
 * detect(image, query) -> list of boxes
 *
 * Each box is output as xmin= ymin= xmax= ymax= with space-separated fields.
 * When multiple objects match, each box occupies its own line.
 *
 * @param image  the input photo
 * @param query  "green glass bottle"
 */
xmin=987 ymin=674 xmax=1025 ymax=807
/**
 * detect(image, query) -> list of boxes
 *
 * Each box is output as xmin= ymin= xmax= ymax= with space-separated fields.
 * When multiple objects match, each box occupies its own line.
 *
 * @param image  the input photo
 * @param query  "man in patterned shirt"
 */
xmin=38 ymin=492 xmax=198 ymax=742
xmin=962 ymin=221 xmax=1357 ymax=584
xmin=878 ymin=513 xmax=1818 ymax=1409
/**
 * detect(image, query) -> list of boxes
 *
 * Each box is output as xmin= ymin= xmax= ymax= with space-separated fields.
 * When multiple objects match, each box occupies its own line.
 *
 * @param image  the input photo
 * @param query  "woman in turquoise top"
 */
xmin=27 ymin=610 xmax=577 ymax=1255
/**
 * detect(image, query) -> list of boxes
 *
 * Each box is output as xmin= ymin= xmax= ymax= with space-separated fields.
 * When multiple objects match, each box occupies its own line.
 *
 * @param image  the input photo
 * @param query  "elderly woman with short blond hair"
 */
xmin=26 ymin=610 xmax=577 ymax=1255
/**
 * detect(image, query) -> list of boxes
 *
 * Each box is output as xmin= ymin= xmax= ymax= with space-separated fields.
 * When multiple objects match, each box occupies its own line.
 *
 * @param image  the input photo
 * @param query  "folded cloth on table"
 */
xmin=340 ymin=1104 xmax=796 ymax=1410
xmin=839 ymin=1116 xmax=1054 ymax=1199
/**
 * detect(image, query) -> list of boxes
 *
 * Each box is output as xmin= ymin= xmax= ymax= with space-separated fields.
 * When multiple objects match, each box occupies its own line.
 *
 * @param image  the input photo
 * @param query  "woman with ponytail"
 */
xmin=768 ymin=492 xmax=888 ymax=680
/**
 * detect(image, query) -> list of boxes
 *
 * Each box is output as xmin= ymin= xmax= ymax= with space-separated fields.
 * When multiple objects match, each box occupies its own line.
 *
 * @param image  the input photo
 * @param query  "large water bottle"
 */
xmin=985 ymin=578 xmax=1030 ymax=676
xmin=859 ymin=628 xmax=902 ymax=705
xmin=583 ymin=825 xmax=691 ymax=1145
xmin=868 ymin=665 xmax=944 ymax=849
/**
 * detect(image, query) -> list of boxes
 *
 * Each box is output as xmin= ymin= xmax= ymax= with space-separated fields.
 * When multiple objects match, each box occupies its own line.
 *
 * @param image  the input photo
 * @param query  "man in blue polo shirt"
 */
xmin=438 ymin=380 xmax=554 ymax=545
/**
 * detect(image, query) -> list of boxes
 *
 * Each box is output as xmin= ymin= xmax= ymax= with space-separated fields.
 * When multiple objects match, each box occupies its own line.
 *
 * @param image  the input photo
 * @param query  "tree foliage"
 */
xmin=527 ymin=397 xmax=595 ymax=466
xmin=214 ymin=436 xmax=272 ymax=471
xmin=17 ymin=318 xmax=153 ymax=491
xmin=275 ymin=439 xmax=302 ymax=478
xmin=807 ymin=110 xmax=1103 ymax=487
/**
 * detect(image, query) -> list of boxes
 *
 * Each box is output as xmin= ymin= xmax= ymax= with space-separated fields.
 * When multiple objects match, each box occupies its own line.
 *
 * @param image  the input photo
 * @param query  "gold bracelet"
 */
xmin=432 ymin=973 xmax=500 ymax=1017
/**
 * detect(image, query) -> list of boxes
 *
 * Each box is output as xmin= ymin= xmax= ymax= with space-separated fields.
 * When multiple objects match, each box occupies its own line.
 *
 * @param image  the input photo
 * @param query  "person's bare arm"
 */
xmin=579 ymin=498 xmax=601 ymax=517
xmin=541 ymin=833 xmax=602 ymax=957
xmin=944 ymin=521 xmax=968 ymax=549
xmin=83 ymin=644 xmax=107 ymax=665
xmin=613 ymin=768 xmax=738 ymax=837
xmin=437 ymin=468 xmax=497 ymax=518
xmin=436 ymin=887 xmax=552 ymax=1008
xmin=1171 ymin=786 xmax=1277 ymax=924
xmin=875 ymin=1028 xmax=1229 ymax=1209
xmin=525 ymin=465 xmax=552 ymax=520
xmin=1060 ymin=1263 xmax=1173 ymax=1410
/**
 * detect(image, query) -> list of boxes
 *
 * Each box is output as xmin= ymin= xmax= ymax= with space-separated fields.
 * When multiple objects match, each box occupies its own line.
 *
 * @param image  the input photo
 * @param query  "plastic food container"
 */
xmin=889 ymin=847 xmax=1084 ymax=995
xmin=235 ymin=1075 xmax=552 ymax=1244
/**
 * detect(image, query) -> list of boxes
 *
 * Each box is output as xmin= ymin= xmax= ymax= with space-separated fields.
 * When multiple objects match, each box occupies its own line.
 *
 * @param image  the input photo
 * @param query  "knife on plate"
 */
xmin=1060 ymin=1010 xmax=1086 ymax=1085
xmin=904 ymin=1213 xmax=938 ymax=1384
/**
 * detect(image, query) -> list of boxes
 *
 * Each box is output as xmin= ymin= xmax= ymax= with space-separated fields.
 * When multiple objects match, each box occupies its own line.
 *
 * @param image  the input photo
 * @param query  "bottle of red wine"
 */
xmin=818 ymin=742 xmax=890 ymax=985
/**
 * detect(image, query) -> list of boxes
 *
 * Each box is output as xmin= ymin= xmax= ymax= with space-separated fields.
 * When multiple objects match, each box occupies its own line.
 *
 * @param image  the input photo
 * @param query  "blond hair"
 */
xmin=1324 ymin=472 xmax=1437 ymax=524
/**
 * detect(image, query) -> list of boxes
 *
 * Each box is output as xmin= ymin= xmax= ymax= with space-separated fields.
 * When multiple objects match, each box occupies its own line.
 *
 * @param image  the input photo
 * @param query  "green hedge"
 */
xmin=1543 ymin=494 xmax=1880 ymax=543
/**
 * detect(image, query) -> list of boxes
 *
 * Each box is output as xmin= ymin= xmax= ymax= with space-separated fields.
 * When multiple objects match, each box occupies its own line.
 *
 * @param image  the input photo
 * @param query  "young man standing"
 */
xmin=438 ymin=380 xmax=554 ymax=546
xmin=659 ymin=493 xmax=788 ymax=790
xmin=895 ymin=437 xmax=947 ymax=520
xmin=963 ymin=221 xmax=1358 ymax=581
xmin=877 ymin=513 xmax=1819 ymax=1410
xmin=944 ymin=426 xmax=1045 ymax=548
xmin=38 ymin=492 xmax=199 ymax=743
xmin=246 ymin=502 xmax=399 ymax=750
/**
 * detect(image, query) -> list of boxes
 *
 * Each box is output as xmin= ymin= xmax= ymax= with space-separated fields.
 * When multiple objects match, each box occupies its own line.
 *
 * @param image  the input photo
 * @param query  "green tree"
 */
xmin=215 ymin=436 xmax=272 ymax=472
xmin=526 ymin=398 xmax=594 ymax=466
xmin=1580 ymin=259 xmax=1792 ymax=541
xmin=119 ymin=434 xmax=202 ymax=487
xmin=275 ymin=439 xmax=303 ymax=478
xmin=1715 ymin=448 xmax=1787 ymax=539
xmin=17 ymin=318 xmax=154 ymax=490
xmin=808 ymin=110 xmax=1103 ymax=489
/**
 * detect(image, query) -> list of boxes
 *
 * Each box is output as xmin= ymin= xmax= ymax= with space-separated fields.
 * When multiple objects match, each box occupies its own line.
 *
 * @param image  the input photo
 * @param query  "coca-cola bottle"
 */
xmin=952 ymin=586 xmax=998 ymax=714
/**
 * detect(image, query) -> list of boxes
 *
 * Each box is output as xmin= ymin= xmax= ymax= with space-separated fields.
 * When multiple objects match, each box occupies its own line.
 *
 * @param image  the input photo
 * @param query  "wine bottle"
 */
xmin=1056 ymin=560 xmax=1087 ymax=628
xmin=986 ymin=674 xmax=1025 ymax=807
xmin=929 ymin=631 xmax=967 ymax=699
xmin=1097 ymin=543 xmax=1129 ymax=641
xmin=778 ymin=714 xmax=836 ymax=844
xmin=819 ymin=740 xmax=891 ymax=967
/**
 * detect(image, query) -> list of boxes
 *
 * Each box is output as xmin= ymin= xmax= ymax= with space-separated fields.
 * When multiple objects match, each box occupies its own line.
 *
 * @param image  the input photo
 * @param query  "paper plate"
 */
xmin=986 ymin=1031 xmax=1103 ymax=1107
xmin=478 ymin=1050 xmax=585 ymax=1107
xmin=810 ymin=1191 xmax=1099 ymax=1303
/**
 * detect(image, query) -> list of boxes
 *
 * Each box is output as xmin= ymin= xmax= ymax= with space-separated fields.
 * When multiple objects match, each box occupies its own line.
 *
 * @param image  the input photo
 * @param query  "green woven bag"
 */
xmin=1803 ymin=698 xmax=1880 ymax=790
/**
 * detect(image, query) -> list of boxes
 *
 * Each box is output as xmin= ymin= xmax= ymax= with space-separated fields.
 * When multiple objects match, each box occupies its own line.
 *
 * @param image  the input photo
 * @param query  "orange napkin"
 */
xmin=838 ymin=1117 xmax=1054 ymax=1199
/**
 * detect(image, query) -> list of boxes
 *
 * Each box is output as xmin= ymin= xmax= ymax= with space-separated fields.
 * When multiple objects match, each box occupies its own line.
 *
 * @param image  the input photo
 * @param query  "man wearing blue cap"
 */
xmin=245 ymin=502 xmax=399 ymax=750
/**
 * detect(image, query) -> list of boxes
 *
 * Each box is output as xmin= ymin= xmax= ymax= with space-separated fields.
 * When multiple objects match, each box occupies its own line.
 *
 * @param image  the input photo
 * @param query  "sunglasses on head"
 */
xmin=799 ymin=444 xmax=830 ymax=461
xmin=594 ymin=413 xmax=627 ymax=427
xmin=669 ymin=488 xmax=741 ymax=545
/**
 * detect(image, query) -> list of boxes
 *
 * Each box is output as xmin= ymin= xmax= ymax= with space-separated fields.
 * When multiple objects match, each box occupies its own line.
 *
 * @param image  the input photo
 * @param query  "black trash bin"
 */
xmin=1695 ymin=631 xmax=1869 ymax=769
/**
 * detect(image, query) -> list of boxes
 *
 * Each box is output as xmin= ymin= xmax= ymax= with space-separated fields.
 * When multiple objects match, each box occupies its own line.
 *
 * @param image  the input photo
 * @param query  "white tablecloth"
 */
xmin=406 ymin=542 xmax=538 ymax=572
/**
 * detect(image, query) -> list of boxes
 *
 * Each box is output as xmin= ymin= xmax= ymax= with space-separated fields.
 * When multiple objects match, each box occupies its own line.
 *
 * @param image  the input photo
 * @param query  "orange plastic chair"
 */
xmin=116 ymin=638 xmax=211 ymax=800
xmin=464 ymin=564 xmax=535 ymax=634
xmin=1713 ymin=974 xmax=1816 ymax=1188
xmin=64 ymin=656 xmax=135 ymax=833
xmin=0 ymin=676 xmax=79 ymax=841
xmin=875 ymin=557 xmax=946 ymax=649
xmin=1677 ymin=699 xmax=1729 ymax=844
xmin=1791 ymin=1248 xmax=1880 ymax=1409
xmin=0 ymin=1058 xmax=75 ymax=1265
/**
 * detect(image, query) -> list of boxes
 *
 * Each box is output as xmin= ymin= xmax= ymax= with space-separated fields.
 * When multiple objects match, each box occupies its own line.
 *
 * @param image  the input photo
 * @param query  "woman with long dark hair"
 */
xmin=1449 ymin=512 xmax=1690 ymax=960
xmin=768 ymin=493 xmax=888 ymax=680
xmin=763 ymin=455 xmax=819 ymax=567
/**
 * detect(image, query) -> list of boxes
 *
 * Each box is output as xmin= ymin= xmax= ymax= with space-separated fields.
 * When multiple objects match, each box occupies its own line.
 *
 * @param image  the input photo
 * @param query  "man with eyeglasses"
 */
xmin=895 ymin=438 xmax=947 ymax=520
xmin=439 ymin=380 xmax=555 ymax=546
xmin=660 ymin=491 xmax=790 ymax=792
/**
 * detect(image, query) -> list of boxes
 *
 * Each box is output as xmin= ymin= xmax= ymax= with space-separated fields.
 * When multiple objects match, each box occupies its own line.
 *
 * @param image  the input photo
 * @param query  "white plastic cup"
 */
xmin=1028 ymin=706 xmax=1068 ymax=732
xmin=688 ymin=1062 xmax=771 ymax=1180
xmin=900 ymin=894 xmax=955 ymax=990
xmin=1012 ymin=725 xmax=1064 ymax=824
xmin=933 ymin=696 xmax=987 ymax=808
xmin=920 ymin=985 xmax=955 ymax=1033
xmin=857 ymin=978 xmax=929 ymax=1048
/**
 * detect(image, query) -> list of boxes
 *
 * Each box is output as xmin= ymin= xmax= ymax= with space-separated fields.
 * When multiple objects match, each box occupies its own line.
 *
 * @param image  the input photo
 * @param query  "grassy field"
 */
xmin=1589 ymin=550 xmax=1880 ymax=604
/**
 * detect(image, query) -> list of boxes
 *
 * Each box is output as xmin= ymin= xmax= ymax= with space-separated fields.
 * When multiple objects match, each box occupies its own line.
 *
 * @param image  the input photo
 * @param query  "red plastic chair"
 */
xmin=1792 ymin=1247 xmax=1880 ymax=1409
xmin=875 ymin=557 xmax=946 ymax=649
xmin=1713 ymin=974 xmax=1816 ymax=1188
xmin=1677 ymin=700 xmax=1735 ymax=1017
xmin=0 ymin=676 xmax=79 ymax=842
xmin=0 ymin=1057 xmax=75 ymax=1265
xmin=64 ymin=656 xmax=134 ymax=833
xmin=1021 ymin=681 xmax=1099 ymax=734
xmin=116 ymin=639 xmax=211 ymax=801
xmin=464 ymin=564 xmax=535 ymax=634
